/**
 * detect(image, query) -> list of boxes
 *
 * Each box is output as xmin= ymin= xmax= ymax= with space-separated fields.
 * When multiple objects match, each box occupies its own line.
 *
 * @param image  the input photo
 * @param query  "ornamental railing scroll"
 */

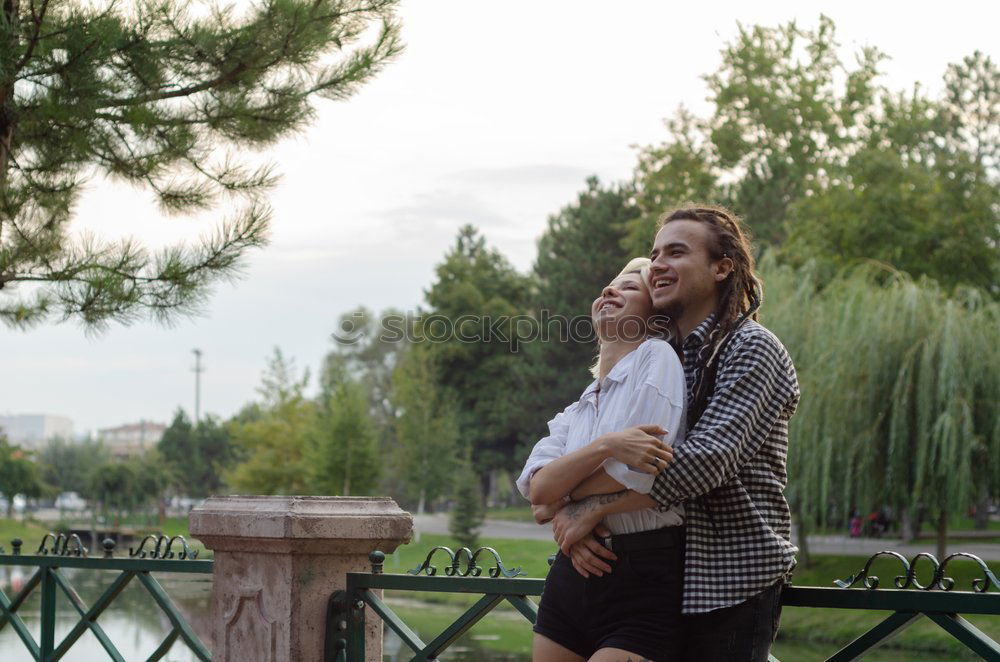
xmin=0 ymin=532 xmax=213 ymax=661
xmin=406 ymin=545 xmax=523 ymax=578
xmin=834 ymin=550 xmax=1000 ymax=593
xmin=329 ymin=546 xmax=1000 ymax=662
xmin=130 ymin=533 xmax=200 ymax=560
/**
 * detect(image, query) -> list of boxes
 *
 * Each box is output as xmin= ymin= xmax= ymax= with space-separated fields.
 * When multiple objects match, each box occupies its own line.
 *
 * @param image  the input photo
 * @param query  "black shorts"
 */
xmin=533 ymin=527 xmax=685 ymax=661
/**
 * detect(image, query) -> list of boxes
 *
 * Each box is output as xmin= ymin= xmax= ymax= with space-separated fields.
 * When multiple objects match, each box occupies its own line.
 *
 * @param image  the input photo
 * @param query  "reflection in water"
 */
xmin=0 ymin=565 xmax=211 ymax=661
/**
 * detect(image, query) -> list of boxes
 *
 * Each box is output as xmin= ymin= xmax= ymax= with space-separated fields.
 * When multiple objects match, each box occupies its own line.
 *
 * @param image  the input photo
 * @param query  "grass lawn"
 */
xmin=0 ymin=518 xmax=48 ymax=550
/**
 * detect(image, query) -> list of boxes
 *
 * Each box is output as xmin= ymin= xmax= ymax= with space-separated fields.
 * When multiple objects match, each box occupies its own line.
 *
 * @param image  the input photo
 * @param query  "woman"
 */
xmin=516 ymin=257 xmax=687 ymax=662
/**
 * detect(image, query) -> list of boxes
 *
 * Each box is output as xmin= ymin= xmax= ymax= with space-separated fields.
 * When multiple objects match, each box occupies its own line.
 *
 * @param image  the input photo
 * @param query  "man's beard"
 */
xmin=654 ymin=299 xmax=684 ymax=321
xmin=648 ymin=301 xmax=681 ymax=338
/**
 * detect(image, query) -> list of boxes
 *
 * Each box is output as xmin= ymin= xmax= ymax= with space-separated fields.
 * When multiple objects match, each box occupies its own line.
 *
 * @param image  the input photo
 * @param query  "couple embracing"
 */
xmin=516 ymin=206 xmax=800 ymax=662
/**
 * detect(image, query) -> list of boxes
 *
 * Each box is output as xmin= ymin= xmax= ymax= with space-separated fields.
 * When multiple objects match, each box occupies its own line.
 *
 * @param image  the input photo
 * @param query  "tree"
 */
xmin=0 ymin=436 xmax=44 ymax=518
xmin=526 ymin=177 xmax=638 ymax=453
xmin=627 ymin=18 xmax=998 ymax=294
xmin=159 ymin=409 xmax=232 ymax=497
xmin=0 ymin=0 xmax=402 ymax=329
xmin=225 ymin=348 xmax=316 ymax=494
xmin=37 ymin=435 xmax=110 ymax=497
xmin=761 ymin=257 xmax=1000 ymax=560
xmin=626 ymin=16 xmax=883 ymax=252
xmin=88 ymin=460 xmax=138 ymax=526
xmin=624 ymin=110 xmax=719 ymax=254
xmin=309 ymin=377 xmax=381 ymax=496
xmin=84 ymin=450 xmax=171 ymax=525
xmin=420 ymin=225 xmax=533 ymax=475
xmin=449 ymin=451 xmax=483 ymax=550
xmin=320 ymin=307 xmax=414 ymax=456
xmin=783 ymin=52 xmax=1000 ymax=294
xmin=159 ymin=409 xmax=196 ymax=488
xmin=391 ymin=345 xmax=458 ymax=512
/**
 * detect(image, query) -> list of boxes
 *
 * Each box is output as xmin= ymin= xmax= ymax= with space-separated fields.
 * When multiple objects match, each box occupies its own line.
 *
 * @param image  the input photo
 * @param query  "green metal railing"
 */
xmin=0 ymin=533 xmax=213 ymax=661
xmin=327 ymin=547 xmax=1000 ymax=662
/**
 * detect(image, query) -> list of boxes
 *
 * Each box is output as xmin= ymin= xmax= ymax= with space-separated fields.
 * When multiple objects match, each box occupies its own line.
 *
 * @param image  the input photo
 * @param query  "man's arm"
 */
xmin=650 ymin=330 xmax=798 ymax=509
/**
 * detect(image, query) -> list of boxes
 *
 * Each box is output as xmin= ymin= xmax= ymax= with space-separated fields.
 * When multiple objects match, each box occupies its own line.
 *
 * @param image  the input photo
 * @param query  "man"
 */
xmin=550 ymin=206 xmax=799 ymax=661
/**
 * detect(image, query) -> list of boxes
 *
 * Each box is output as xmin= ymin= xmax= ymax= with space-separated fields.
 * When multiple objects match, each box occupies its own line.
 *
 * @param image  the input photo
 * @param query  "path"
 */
xmin=412 ymin=514 xmax=1000 ymax=562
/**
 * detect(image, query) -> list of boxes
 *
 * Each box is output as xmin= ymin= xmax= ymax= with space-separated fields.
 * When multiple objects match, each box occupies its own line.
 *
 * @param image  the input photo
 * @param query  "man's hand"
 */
xmin=552 ymin=493 xmax=619 ymax=553
xmin=567 ymin=524 xmax=615 ymax=578
xmin=531 ymin=499 xmax=565 ymax=524
xmin=601 ymin=424 xmax=673 ymax=474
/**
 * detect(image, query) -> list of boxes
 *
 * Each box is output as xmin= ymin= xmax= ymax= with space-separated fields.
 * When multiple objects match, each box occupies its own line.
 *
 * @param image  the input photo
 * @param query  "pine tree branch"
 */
xmin=11 ymin=0 xmax=50 ymax=77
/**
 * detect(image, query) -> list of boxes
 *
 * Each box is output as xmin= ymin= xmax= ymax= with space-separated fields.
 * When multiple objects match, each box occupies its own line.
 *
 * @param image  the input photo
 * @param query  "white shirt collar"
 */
xmin=580 ymin=342 xmax=646 ymax=404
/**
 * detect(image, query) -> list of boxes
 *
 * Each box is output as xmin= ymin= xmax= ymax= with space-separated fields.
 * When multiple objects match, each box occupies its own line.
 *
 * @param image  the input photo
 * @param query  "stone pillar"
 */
xmin=189 ymin=495 xmax=412 ymax=662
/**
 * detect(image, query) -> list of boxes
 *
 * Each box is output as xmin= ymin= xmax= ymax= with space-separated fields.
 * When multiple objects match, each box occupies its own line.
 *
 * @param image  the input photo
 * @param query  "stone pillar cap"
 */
xmin=189 ymin=495 xmax=412 ymax=554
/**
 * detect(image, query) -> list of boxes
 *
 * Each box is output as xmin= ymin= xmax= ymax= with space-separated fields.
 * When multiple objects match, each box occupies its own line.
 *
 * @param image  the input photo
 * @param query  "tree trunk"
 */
xmin=973 ymin=495 xmax=991 ymax=530
xmin=0 ymin=0 xmax=20 ymax=192
xmin=899 ymin=507 xmax=916 ymax=543
xmin=417 ymin=490 xmax=426 ymax=515
xmin=936 ymin=510 xmax=948 ymax=560
xmin=912 ymin=507 xmax=927 ymax=538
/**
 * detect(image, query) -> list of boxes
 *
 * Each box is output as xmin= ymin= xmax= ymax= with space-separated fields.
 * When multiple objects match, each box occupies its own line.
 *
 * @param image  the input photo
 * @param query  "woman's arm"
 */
xmin=569 ymin=469 xmax=626 ymax=501
xmin=527 ymin=439 xmax=611 ymax=505
xmin=528 ymin=424 xmax=672 ymax=505
xmin=558 ymin=341 xmax=686 ymax=505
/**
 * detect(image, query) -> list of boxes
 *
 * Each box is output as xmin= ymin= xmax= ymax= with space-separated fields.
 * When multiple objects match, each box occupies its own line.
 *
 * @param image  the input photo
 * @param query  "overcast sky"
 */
xmin=3 ymin=0 xmax=997 ymax=436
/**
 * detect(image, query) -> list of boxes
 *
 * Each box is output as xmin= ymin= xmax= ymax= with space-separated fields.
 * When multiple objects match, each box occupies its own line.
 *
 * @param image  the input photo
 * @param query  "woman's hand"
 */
xmin=552 ymin=497 xmax=604 ymax=553
xmin=600 ymin=424 xmax=673 ymax=474
xmin=531 ymin=499 xmax=566 ymax=524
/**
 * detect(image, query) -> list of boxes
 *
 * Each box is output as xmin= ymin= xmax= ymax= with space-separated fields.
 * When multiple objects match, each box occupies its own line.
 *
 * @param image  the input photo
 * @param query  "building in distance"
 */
xmin=0 ymin=414 xmax=73 ymax=450
xmin=98 ymin=420 xmax=166 ymax=459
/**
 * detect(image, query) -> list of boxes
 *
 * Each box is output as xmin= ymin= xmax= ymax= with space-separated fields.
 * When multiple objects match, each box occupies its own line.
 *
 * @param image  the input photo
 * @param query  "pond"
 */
xmin=0 ymin=565 xmax=211 ymax=661
xmin=0 ymin=568 xmax=984 ymax=660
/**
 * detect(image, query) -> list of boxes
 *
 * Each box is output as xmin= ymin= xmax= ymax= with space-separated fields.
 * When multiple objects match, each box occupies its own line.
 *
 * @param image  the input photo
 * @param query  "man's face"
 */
xmin=648 ymin=220 xmax=730 ymax=320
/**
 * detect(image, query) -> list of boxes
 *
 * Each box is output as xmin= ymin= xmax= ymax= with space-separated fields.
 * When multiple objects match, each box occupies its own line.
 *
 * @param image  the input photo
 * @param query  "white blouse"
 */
xmin=517 ymin=338 xmax=686 ymax=535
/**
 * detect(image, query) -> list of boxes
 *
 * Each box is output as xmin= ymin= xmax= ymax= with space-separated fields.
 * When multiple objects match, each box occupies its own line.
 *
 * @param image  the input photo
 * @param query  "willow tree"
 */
xmin=0 ymin=0 xmax=402 ymax=329
xmin=763 ymin=257 xmax=1000 ymax=560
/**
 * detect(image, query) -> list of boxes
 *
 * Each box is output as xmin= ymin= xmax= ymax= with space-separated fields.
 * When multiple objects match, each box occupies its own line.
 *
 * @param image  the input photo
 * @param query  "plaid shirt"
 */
xmin=650 ymin=314 xmax=799 ymax=614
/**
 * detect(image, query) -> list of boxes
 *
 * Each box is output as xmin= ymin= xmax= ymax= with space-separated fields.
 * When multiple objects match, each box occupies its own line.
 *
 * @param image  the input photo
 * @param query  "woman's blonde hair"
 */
xmin=590 ymin=257 xmax=652 ymax=379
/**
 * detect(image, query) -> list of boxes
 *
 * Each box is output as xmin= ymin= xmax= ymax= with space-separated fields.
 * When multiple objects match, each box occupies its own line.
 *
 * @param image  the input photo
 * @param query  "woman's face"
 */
xmin=591 ymin=272 xmax=652 ymax=342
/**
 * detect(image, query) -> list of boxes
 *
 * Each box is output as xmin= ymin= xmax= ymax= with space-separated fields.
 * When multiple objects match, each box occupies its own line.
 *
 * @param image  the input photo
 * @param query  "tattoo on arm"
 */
xmin=564 ymin=490 xmax=628 ymax=520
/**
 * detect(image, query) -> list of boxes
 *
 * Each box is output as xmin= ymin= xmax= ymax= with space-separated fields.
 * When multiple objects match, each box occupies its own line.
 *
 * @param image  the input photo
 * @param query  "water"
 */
xmin=0 ymin=565 xmax=211 ymax=661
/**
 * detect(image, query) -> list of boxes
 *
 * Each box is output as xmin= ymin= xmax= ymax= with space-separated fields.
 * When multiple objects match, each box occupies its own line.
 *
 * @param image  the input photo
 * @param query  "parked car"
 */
xmin=55 ymin=492 xmax=87 ymax=511
xmin=168 ymin=496 xmax=203 ymax=511
xmin=0 ymin=495 xmax=27 ymax=513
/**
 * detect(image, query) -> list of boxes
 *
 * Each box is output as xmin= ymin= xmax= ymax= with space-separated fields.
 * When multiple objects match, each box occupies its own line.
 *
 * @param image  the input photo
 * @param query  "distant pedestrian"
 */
xmin=849 ymin=514 xmax=862 ymax=538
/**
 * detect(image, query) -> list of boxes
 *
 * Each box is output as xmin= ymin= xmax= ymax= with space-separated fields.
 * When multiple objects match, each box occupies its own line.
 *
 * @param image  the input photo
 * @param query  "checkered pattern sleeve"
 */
xmin=649 ymin=327 xmax=797 ymax=508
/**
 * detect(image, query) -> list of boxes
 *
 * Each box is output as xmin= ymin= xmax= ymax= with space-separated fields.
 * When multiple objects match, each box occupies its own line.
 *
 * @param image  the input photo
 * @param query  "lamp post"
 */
xmin=192 ymin=349 xmax=204 ymax=425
